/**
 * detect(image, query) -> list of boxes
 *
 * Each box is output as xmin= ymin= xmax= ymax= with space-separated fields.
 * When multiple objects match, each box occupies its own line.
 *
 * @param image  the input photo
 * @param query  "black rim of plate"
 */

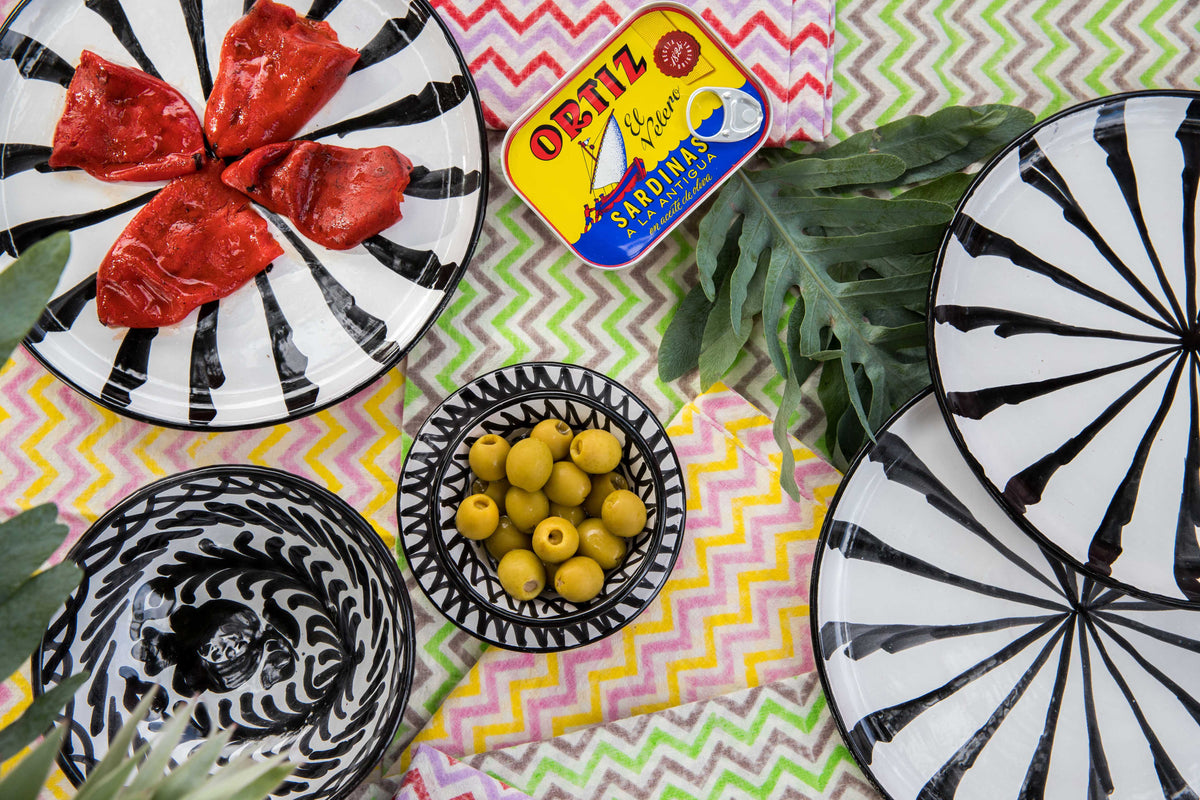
xmin=397 ymin=362 xmax=687 ymax=653
xmin=5 ymin=0 xmax=489 ymax=431
xmin=926 ymin=89 xmax=1200 ymax=608
xmin=810 ymin=388 xmax=1200 ymax=800
xmin=31 ymin=464 xmax=416 ymax=800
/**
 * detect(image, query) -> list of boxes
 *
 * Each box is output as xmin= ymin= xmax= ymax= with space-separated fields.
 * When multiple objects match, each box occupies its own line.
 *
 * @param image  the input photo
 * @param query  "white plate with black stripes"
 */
xmin=813 ymin=389 xmax=1200 ymax=800
xmin=0 ymin=0 xmax=486 ymax=429
xmin=929 ymin=91 xmax=1200 ymax=606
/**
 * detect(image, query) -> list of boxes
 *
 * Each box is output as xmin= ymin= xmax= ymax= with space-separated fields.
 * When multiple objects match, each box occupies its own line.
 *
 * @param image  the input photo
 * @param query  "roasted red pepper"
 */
xmin=49 ymin=50 xmax=205 ymax=181
xmin=204 ymin=0 xmax=359 ymax=158
xmin=221 ymin=141 xmax=412 ymax=250
xmin=97 ymin=163 xmax=284 ymax=328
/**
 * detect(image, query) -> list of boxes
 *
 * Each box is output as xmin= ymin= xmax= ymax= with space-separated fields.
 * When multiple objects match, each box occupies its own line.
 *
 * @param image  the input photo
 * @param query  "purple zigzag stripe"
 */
xmin=419 ymin=745 xmax=533 ymax=800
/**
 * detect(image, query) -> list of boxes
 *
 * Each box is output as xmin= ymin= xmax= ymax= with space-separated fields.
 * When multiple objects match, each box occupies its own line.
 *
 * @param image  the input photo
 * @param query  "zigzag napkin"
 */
xmin=430 ymin=0 xmax=837 ymax=143
xmin=394 ymin=745 xmax=537 ymax=800
xmin=462 ymin=671 xmax=877 ymax=800
xmin=398 ymin=383 xmax=843 ymax=764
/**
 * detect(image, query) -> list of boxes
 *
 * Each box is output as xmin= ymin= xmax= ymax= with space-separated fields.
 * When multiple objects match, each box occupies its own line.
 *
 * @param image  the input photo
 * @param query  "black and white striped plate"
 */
xmin=1 ymin=0 xmax=486 ymax=429
xmin=813 ymin=390 xmax=1200 ymax=800
xmin=929 ymin=91 xmax=1200 ymax=605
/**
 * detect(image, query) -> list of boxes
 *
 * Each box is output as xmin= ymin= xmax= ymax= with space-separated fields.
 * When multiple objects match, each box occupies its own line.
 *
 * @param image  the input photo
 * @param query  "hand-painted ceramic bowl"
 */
xmin=33 ymin=466 xmax=415 ymax=800
xmin=397 ymin=362 xmax=687 ymax=652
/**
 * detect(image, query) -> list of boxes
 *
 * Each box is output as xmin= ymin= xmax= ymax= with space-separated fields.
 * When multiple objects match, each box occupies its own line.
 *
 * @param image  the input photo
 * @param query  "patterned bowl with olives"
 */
xmin=397 ymin=362 xmax=686 ymax=652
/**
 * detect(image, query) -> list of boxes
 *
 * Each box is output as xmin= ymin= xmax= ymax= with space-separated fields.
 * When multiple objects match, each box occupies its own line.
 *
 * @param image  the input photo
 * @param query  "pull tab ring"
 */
xmin=686 ymin=87 xmax=764 ymax=143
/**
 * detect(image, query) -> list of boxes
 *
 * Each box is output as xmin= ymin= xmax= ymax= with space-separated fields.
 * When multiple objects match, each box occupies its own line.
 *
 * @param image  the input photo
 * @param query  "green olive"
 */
xmin=455 ymin=493 xmax=499 ymax=540
xmin=497 ymin=549 xmax=545 ymax=601
xmin=584 ymin=471 xmax=628 ymax=517
xmin=472 ymin=478 xmax=509 ymax=513
xmin=506 ymin=437 xmax=554 ymax=491
xmin=577 ymin=518 xmax=627 ymax=570
xmin=485 ymin=516 xmax=532 ymax=560
xmin=569 ymin=429 xmax=623 ymax=474
xmin=532 ymin=516 xmax=580 ymax=564
xmin=550 ymin=502 xmax=586 ymax=527
xmin=531 ymin=418 xmax=574 ymax=461
xmin=543 ymin=461 xmax=591 ymax=507
xmin=468 ymin=434 xmax=510 ymax=482
xmin=553 ymin=556 xmax=605 ymax=603
xmin=505 ymin=486 xmax=549 ymax=533
xmin=601 ymin=489 xmax=646 ymax=538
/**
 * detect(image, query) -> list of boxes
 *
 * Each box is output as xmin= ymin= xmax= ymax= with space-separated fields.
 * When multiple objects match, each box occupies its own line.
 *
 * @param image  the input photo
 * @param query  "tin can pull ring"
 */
xmin=686 ymin=87 xmax=764 ymax=143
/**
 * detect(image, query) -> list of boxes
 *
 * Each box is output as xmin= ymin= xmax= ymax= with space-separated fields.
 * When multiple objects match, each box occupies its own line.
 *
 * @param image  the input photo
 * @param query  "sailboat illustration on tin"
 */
xmin=581 ymin=115 xmax=646 ymax=231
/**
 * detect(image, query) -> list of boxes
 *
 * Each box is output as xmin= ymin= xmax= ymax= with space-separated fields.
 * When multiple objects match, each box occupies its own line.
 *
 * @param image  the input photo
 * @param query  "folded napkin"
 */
xmin=394 ymin=745 xmax=538 ymax=800
xmin=430 ymin=0 xmax=837 ymax=144
xmin=462 ymin=671 xmax=878 ymax=800
xmin=398 ymin=383 xmax=843 ymax=765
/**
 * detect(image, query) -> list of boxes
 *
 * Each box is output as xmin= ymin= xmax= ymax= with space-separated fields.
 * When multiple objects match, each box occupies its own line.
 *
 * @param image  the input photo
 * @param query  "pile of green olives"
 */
xmin=454 ymin=417 xmax=647 ymax=604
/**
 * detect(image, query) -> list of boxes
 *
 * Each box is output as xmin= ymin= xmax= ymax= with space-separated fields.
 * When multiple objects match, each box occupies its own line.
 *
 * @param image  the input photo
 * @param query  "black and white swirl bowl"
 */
xmin=0 ymin=0 xmax=486 ymax=429
xmin=33 ymin=466 xmax=415 ymax=800
xmin=398 ymin=362 xmax=687 ymax=653
xmin=813 ymin=390 xmax=1200 ymax=800
xmin=929 ymin=91 xmax=1200 ymax=606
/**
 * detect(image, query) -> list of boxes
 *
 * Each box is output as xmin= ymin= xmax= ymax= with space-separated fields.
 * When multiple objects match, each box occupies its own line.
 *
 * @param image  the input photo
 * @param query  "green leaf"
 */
xmin=74 ymin=690 xmax=161 ymax=800
xmin=152 ymin=728 xmax=235 ymax=800
xmin=658 ymin=281 xmax=715 ymax=382
xmin=177 ymin=755 xmax=293 ymax=800
xmin=0 ymin=560 xmax=82 ymax=682
xmin=0 ymin=231 xmax=70 ymax=365
xmin=699 ymin=250 xmax=767 ymax=387
xmin=0 ymin=504 xmax=70 ymax=605
xmin=0 ymin=726 xmax=66 ymax=800
xmin=0 ymin=672 xmax=87 ymax=762
xmin=897 ymin=172 xmax=976 ymax=205
xmin=122 ymin=699 xmax=193 ymax=794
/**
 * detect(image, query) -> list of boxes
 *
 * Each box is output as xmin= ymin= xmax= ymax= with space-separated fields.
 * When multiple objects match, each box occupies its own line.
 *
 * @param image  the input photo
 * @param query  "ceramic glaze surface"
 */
xmin=34 ymin=466 xmax=416 ymax=800
xmin=813 ymin=391 xmax=1200 ymax=800
xmin=1 ymin=0 xmax=486 ymax=429
xmin=930 ymin=91 xmax=1200 ymax=605
xmin=398 ymin=362 xmax=686 ymax=652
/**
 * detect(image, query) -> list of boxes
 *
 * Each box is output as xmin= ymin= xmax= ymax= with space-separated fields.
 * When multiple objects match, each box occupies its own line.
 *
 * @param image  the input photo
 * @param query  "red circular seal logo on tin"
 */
xmin=654 ymin=30 xmax=700 ymax=78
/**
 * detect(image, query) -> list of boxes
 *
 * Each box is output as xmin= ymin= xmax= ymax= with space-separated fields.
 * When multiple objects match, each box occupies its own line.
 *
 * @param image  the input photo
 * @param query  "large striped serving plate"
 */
xmin=929 ymin=91 xmax=1200 ymax=605
xmin=0 ymin=0 xmax=486 ymax=429
xmin=813 ymin=389 xmax=1200 ymax=800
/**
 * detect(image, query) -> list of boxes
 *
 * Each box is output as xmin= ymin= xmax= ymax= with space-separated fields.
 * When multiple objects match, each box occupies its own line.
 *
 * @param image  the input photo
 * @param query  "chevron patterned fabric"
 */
xmin=394 ymin=746 xmax=534 ymax=800
xmin=460 ymin=672 xmax=877 ymax=800
xmin=398 ymin=386 xmax=842 ymax=764
xmin=430 ymin=0 xmax=837 ymax=144
xmin=4 ymin=0 xmax=1200 ymax=798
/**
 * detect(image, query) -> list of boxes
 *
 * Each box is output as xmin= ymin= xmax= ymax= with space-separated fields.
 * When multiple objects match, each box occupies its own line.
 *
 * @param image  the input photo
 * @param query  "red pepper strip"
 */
xmin=97 ymin=163 xmax=284 ymax=328
xmin=221 ymin=141 xmax=412 ymax=250
xmin=49 ymin=50 xmax=205 ymax=181
xmin=204 ymin=0 xmax=359 ymax=159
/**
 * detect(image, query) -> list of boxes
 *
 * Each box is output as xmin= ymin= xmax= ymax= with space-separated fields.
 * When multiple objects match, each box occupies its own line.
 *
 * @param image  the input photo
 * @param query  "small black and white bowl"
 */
xmin=34 ymin=465 xmax=415 ymax=800
xmin=397 ymin=362 xmax=686 ymax=652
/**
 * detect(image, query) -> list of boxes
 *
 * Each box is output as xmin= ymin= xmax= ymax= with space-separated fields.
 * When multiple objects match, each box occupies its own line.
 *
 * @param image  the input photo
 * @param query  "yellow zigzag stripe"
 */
xmin=472 ymin=656 xmax=562 ymax=754
xmin=305 ymin=410 xmax=345 ymax=494
xmin=20 ymin=374 xmax=62 ymax=506
xmin=76 ymin=409 xmax=119 ymax=522
xmin=133 ymin=426 xmax=168 ymax=480
xmin=361 ymin=369 xmax=405 ymax=550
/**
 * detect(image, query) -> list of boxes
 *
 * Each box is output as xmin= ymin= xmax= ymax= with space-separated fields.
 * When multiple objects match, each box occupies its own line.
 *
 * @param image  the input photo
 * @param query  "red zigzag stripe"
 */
xmin=701 ymin=10 xmax=832 ymax=49
xmin=430 ymin=0 xmax=623 ymax=37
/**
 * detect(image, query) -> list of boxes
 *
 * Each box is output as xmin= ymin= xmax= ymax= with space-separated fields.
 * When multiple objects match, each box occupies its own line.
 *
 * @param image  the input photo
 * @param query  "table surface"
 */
xmin=2 ymin=0 xmax=1199 ymax=797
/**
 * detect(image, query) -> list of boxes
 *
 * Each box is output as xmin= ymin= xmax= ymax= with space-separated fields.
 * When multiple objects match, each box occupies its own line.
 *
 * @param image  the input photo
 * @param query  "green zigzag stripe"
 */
xmin=492 ymin=196 xmax=538 ymax=364
xmin=549 ymin=250 xmax=589 ymax=365
xmin=980 ymin=0 xmax=1020 ymax=106
xmin=876 ymin=0 xmax=921 ymax=124
xmin=1138 ymin=0 xmax=1178 ymax=87
xmin=932 ymin=0 xmax=969 ymax=107
xmin=1083 ymin=0 xmax=1123 ymax=97
xmin=495 ymin=692 xmax=856 ymax=797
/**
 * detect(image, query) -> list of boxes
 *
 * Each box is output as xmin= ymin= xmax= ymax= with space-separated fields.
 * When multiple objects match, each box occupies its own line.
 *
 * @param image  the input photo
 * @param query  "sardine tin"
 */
xmin=500 ymin=3 xmax=772 ymax=269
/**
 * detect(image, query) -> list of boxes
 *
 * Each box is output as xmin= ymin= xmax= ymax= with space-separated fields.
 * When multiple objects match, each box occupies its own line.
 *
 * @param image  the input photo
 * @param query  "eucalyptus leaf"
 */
xmin=0 ymin=504 xmax=69 ymax=605
xmin=0 ymin=672 xmax=87 ymax=762
xmin=0 ymin=726 xmax=66 ymax=800
xmin=0 ymin=231 xmax=69 ymax=365
xmin=0 ymin=560 xmax=82 ymax=682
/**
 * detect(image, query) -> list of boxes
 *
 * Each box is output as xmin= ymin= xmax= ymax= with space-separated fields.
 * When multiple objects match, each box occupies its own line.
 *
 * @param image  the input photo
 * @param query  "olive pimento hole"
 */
xmin=556 ymin=421 xmax=571 ymax=435
xmin=473 ymin=498 xmax=489 ymax=510
xmin=548 ymin=529 xmax=563 ymax=545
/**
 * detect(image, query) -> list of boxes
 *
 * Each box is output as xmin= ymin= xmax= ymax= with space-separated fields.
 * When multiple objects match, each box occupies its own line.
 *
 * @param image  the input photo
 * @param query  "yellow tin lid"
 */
xmin=501 ymin=2 xmax=772 ymax=269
